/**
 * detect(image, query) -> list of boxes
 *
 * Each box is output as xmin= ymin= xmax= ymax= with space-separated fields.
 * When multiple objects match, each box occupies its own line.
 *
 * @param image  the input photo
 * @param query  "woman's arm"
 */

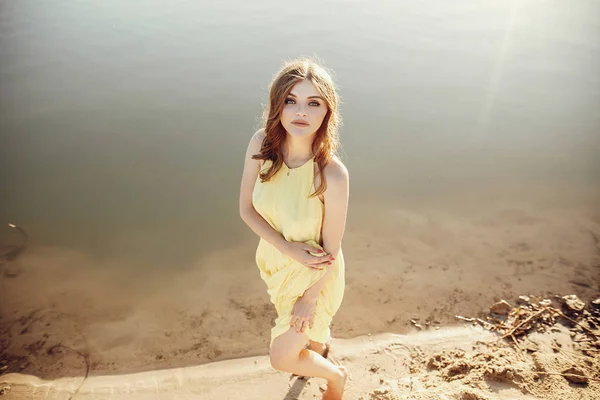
xmin=302 ymin=157 xmax=349 ymax=300
xmin=240 ymin=130 xmax=336 ymax=271
xmin=239 ymin=129 xmax=291 ymax=253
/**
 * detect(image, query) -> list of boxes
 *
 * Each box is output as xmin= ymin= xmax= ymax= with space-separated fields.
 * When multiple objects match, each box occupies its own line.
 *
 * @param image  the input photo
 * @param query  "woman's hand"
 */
xmin=290 ymin=294 xmax=317 ymax=333
xmin=281 ymin=242 xmax=335 ymax=270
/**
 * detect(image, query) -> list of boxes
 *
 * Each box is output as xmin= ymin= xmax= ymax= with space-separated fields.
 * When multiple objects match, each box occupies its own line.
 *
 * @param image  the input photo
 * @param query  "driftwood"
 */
xmin=454 ymin=295 xmax=600 ymax=386
xmin=500 ymin=307 xmax=551 ymax=339
xmin=455 ymin=295 xmax=600 ymax=352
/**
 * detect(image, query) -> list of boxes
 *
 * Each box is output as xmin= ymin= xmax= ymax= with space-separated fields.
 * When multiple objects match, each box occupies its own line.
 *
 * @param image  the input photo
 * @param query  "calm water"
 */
xmin=1 ymin=0 xmax=599 ymax=268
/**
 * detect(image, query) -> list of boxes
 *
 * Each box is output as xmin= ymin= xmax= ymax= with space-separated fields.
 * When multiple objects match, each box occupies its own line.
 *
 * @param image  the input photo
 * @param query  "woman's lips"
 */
xmin=292 ymin=121 xmax=309 ymax=127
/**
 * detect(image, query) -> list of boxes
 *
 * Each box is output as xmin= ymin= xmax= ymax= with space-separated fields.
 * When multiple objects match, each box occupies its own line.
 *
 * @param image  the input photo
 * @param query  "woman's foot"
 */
xmin=322 ymin=366 xmax=348 ymax=400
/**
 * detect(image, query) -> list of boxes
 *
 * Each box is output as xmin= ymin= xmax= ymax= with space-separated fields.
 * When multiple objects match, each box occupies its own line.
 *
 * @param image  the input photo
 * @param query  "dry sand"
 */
xmin=1 ymin=322 xmax=599 ymax=400
xmin=1 ymin=181 xmax=599 ymax=399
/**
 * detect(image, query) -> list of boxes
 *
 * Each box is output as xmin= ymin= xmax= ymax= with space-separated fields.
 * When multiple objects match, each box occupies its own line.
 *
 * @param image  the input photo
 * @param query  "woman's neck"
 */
xmin=282 ymin=133 xmax=315 ymax=163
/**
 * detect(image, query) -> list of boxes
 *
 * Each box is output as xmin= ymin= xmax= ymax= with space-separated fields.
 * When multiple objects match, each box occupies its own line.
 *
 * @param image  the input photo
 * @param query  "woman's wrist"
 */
xmin=302 ymin=289 xmax=319 ymax=301
xmin=303 ymin=271 xmax=330 ymax=300
xmin=276 ymin=239 xmax=291 ymax=255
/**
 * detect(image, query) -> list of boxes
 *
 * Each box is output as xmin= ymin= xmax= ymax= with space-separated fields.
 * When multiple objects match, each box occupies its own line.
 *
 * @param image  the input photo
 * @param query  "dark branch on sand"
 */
xmin=4 ymin=223 xmax=29 ymax=262
xmin=47 ymin=330 xmax=91 ymax=400
xmin=590 ymin=230 xmax=600 ymax=255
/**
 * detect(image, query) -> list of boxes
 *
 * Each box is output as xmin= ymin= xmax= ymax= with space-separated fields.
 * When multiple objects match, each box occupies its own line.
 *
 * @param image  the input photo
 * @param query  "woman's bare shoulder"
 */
xmin=252 ymin=128 xmax=266 ymax=143
xmin=246 ymin=128 xmax=266 ymax=158
xmin=323 ymin=155 xmax=349 ymax=183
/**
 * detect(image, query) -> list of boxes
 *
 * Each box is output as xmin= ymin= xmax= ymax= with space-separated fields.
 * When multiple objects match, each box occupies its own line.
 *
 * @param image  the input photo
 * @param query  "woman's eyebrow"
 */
xmin=288 ymin=92 xmax=324 ymax=100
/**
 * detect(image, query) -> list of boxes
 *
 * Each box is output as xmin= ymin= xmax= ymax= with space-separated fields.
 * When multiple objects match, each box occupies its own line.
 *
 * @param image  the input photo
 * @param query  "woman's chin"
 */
xmin=284 ymin=125 xmax=317 ymax=137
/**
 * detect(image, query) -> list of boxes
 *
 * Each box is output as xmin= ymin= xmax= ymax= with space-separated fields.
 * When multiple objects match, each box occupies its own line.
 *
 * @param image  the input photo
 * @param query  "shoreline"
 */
xmin=0 ymin=327 xmax=517 ymax=400
xmin=1 ymin=182 xmax=599 ymax=398
xmin=2 ymin=322 xmax=598 ymax=400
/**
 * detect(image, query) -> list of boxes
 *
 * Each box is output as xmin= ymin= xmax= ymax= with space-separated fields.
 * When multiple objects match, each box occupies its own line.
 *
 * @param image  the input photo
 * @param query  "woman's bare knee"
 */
xmin=269 ymin=328 xmax=310 ymax=370
xmin=270 ymin=348 xmax=310 ymax=371
xmin=270 ymin=349 xmax=292 ymax=370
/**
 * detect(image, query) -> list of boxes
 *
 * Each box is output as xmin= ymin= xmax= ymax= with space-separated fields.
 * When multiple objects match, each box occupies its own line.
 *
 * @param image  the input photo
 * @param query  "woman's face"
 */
xmin=280 ymin=79 xmax=328 ymax=138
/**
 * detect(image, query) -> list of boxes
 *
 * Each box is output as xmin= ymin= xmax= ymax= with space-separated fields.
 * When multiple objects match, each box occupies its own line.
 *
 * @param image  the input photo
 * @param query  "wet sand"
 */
xmin=1 ymin=180 xmax=599 ymax=399
xmin=2 ymin=323 xmax=599 ymax=399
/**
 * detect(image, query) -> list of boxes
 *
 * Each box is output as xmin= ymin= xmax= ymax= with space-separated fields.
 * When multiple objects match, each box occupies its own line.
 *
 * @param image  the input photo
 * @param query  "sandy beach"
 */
xmin=1 ymin=0 xmax=599 ymax=397
xmin=2 ymin=320 xmax=599 ymax=399
xmin=1 ymin=181 xmax=599 ymax=399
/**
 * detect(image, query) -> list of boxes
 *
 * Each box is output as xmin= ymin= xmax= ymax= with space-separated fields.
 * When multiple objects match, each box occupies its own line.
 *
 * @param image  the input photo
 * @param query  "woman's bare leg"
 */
xmin=293 ymin=340 xmax=330 ymax=379
xmin=308 ymin=339 xmax=329 ymax=357
xmin=270 ymin=328 xmax=347 ymax=399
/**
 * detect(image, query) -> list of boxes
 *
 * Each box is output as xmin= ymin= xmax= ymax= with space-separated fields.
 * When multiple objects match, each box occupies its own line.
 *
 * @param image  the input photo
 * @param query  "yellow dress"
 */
xmin=252 ymin=156 xmax=345 ymax=346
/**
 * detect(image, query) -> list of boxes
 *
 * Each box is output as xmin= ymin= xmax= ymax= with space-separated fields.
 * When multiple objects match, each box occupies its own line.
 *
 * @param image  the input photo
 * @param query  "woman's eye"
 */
xmin=284 ymin=99 xmax=320 ymax=106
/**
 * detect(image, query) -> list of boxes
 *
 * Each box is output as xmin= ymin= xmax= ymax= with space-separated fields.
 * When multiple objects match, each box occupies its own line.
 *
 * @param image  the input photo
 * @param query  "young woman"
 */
xmin=239 ymin=58 xmax=349 ymax=399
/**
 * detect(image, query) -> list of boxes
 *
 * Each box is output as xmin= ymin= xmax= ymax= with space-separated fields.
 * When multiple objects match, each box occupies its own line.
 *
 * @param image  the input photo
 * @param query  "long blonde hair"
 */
xmin=252 ymin=57 xmax=342 ymax=198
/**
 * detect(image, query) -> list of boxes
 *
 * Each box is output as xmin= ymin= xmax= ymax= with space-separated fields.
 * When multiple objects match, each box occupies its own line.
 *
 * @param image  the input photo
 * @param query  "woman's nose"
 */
xmin=295 ymin=106 xmax=307 ymax=116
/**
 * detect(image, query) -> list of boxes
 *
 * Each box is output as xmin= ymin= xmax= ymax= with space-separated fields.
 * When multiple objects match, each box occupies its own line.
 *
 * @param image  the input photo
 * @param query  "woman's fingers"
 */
xmin=306 ymin=255 xmax=333 ymax=265
xmin=291 ymin=315 xmax=311 ymax=333
xmin=304 ymin=258 xmax=328 ymax=269
xmin=300 ymin=318 xmax=311 ymax=333
xmin=306 ymin=259 xmax=333 ymax=269
xmin=306 ymin=258 xmax=330 ymax=265
xmin=303 ymin=246 xmax=324 ymax=254
xmin=306 ymin=254 xmax=335 ymax=264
